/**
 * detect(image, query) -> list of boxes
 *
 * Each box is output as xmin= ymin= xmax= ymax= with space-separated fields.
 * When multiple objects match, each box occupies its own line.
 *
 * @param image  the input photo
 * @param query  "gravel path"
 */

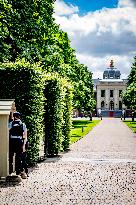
xmin=0 ymin=118 xmax=136 ymax=205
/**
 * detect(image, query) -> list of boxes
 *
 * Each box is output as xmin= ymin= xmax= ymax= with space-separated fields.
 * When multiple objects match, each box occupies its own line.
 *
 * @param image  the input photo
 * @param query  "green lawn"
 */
xmin=123 ymin=120 xmax=136 ymax=133
xmin=70 ymin=119 xmax=100 ymax=144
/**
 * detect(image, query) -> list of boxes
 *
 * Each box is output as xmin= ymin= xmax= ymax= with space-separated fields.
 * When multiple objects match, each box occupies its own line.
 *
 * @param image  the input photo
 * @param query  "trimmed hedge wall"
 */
xmin=62 ymin=87 xmax=73 ymax=150
xmin=44 ymin=79 xmax=63 ymax=155
xmin=0 ymin=61 xmax=45 ymax=165
xmin=44 ymin=74 xmax=73 ymax=155
xmin=0 ymin=61 xmax=73 ymax=162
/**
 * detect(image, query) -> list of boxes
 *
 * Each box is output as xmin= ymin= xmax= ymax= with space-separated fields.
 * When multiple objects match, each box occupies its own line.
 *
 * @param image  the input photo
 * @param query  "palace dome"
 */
xmin=103 ymin=60 xmax=121 ymax=79
xmin=115 ymin=70 xmax=121 ymax=79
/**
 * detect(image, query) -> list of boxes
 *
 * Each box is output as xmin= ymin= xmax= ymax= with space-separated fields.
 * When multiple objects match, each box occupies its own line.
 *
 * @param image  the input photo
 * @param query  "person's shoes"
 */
xmin=20 ymin=172 xmax=27 ymax=179
xmin=6 ymin=175 xmax=22 ymax=183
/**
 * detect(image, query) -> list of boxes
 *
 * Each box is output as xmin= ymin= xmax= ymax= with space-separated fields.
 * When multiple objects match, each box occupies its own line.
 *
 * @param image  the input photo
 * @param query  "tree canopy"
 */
xmin=0 ymin=0 xmax=95 ymax=111
xmin=123 ymin=56 xmax=136 ymax=109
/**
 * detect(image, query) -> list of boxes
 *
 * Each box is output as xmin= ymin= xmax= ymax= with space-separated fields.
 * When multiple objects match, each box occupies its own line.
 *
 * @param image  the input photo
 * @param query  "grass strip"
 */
xmin=123 ymin=120 xmax=136 ymax=133
xmin=70 ymin=119 xmax=100 ymax=144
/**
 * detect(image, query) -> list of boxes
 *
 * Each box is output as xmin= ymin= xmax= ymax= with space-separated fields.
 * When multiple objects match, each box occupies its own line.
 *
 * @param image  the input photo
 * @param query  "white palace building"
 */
xmin=93 ymin=60 xmax=128 ymax=117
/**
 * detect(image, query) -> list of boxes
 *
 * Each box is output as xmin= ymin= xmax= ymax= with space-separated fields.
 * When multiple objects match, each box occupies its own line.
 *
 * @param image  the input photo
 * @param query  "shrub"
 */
xmin=62 ymin=84 xmax=73 ymax=150
xmin=0 ymin=60 xmax=45 ymax=165
xmin=0 ymin=61 xmax=73 ymax=161
xmin=44 ymin=73 xmax=73 ymax=155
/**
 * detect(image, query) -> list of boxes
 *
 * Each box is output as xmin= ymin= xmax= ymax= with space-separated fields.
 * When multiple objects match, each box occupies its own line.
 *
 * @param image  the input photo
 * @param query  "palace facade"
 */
xmin=93 ymin=60 xmax=128 ymax=117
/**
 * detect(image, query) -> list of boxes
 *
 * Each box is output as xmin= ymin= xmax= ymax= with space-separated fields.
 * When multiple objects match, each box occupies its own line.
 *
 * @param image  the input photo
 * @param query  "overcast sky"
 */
xmin=53 ymin=0 xmax=136 ymax=79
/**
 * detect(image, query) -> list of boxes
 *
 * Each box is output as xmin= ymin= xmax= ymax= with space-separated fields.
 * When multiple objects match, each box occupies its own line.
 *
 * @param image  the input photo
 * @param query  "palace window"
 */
xmin=119 ymin=101 xmax=122 ymax=110
xmin=101 ymin=90 xmax=105 ymax=97
xmin=110 ymin=90 xmax=114 ymax=97
xmin=101 ymin=101 xmax=105 ymax=109
xmin=119 ymin=90 xmax=122 ymax=97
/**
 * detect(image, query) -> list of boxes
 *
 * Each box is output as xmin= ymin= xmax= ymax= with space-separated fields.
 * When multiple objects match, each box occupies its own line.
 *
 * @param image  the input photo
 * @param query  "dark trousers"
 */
xmin=21 ymin=152 xmax=28 ymax=174
xmin=9 ymin=138 xmax=23 ymax=175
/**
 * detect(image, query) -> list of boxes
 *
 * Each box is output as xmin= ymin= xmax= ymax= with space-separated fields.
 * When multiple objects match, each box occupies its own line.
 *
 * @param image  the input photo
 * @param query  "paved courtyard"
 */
xmin=0 ymin=118 xmax=136 ymax=205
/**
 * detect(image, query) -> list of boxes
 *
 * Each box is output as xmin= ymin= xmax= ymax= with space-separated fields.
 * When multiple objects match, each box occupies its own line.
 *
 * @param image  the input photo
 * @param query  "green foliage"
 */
xmin=72 ymin=65 xmax=96 ymax=111
xmin=0 ymin=60 xmax=45 ymax=165
xmin=1 ymin=0 xmax=95 ymax=112
xmin=44 ymin=73 xmax=73 ymax=155
xmin=62 ymin=83 xmax=73 ymax=150
xmin=0 ymin=61 xmax=73 ymax=159
xmin=44 ymin=78 xmax=63 ymax=155
xmin=1 ymin=0 xmax=96 ymax=158
xmin=123 ymin=82 xmax=136 ymax=109
xmin=128 ymin=56 xmax=136 ymax=85
xmin=0 ymin=0 xmax=54 ymax=62
xmin=123 ymin=56 xmax=136 ymax=109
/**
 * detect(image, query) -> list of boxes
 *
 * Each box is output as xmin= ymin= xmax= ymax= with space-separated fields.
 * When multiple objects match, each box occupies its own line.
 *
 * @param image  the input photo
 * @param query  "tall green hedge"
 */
xmin=62 ymin=85 xmax=73 ymax=150
xmin=0 ymin=61 xmax=73 ymax=161
xmin=44 ymin=79 xmax=63 ymax=155
xmin=44 ymin=74 xmax=73 ymax=155
xmin=0 ymin=60 xmax=45 ymax=165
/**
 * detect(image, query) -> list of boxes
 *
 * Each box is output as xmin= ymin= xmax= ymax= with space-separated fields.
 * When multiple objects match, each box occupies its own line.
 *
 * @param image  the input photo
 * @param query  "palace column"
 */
xmin=97 ymin=87 xmax=101 ymax=109
xmin=114 ymin=89 xmax=118 ymax=110
xmin=105 ymin=89 xmax=109 ymax=109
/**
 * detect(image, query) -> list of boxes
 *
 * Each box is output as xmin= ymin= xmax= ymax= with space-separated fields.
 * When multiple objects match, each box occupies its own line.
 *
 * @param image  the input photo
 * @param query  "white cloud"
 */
xmin=53 ymin=0 xmax=136 ymax=79
xmin=76 ymin=53 xmax=132 ymax=79
xmin=53 ymin=0 xmax=79 ymax=16
xmin=118 ymin=0 xmax=136 ymax=8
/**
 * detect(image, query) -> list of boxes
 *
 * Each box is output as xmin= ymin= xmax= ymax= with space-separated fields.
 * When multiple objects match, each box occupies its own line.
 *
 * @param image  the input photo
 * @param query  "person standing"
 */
xmin=122 ymin=109 xmax=126 ymax=120
xmin=9 ymin=111 xmax=27 ymax=178
xmin=98 ymin=108 xmax=101 ymax=117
